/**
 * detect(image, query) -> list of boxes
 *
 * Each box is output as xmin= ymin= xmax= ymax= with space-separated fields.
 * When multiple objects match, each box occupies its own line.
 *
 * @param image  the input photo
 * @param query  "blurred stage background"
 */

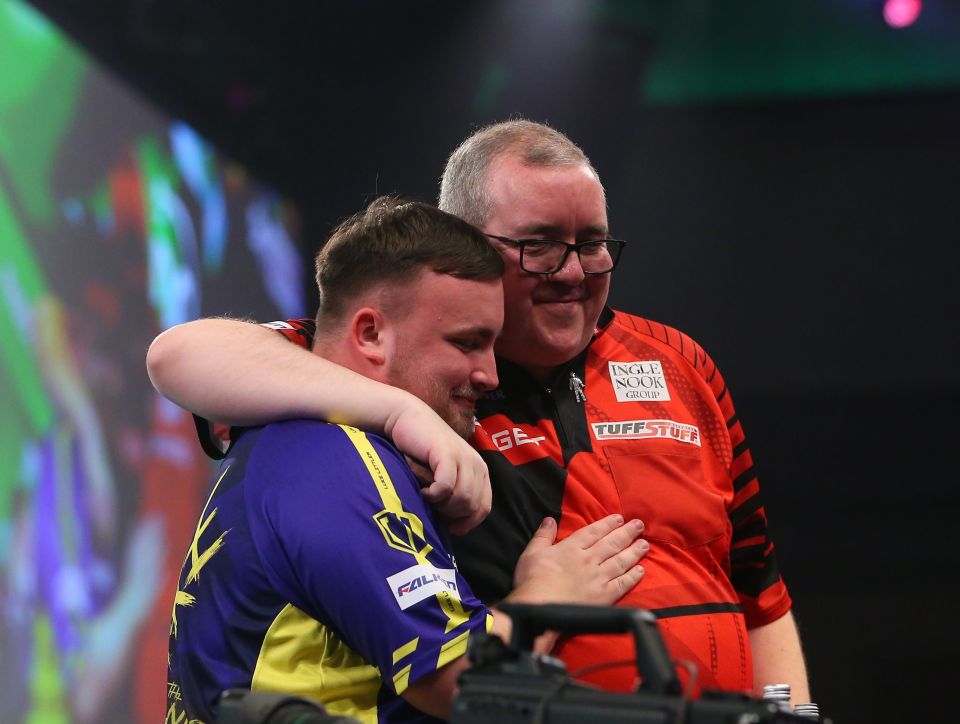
xmin=1 ymin=1 xmax=956 ymax=722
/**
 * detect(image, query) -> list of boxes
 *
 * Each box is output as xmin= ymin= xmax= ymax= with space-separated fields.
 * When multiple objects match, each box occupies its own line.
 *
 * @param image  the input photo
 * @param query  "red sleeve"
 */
xmin=699 ymin=341 xmax=793 ymax=627
xmin=260 ymin=318 xmax=316 ymax=349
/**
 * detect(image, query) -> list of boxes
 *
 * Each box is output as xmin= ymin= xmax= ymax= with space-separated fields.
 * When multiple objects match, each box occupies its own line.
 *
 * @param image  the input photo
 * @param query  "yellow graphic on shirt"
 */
xmin=171 ymin=464 xmax=232 ymax=637
xmin=165 ymin=698 xmax=205 ymax=724
xmin=391 ymin=636 xmax=420 ymax=692
xmin=251 ymin=603 xmax=379 ymax=722
xmin=373 ymin=509 xmax=432 ymax=558
xmin=184 ymin=508 xmax=229 ymax=585
xmin=165 ymin=680 xmax=206 ymax=723
xmin=437 ymin=629 xmax=471 ymax=669
xmin=339 ymin=425 xmax=472 ymax=637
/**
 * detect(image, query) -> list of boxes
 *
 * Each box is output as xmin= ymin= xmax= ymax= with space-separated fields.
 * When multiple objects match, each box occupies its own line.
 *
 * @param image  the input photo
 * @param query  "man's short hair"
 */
xmin=314 ymin=196 xmax=503 ymax=330
xmin=438 ymin=119 xmax=603 ymax=226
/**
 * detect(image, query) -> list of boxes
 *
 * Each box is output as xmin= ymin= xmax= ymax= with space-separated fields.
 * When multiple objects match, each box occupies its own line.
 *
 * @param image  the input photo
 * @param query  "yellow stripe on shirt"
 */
xmin=338 ymin=426 xmax=473 ymax=637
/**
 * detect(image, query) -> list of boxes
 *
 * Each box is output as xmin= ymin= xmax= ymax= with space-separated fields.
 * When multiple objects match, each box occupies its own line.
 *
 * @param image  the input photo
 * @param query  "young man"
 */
xmin=150 ymin=121 xmax=809 ymax=701
xmin=165 ymin=198 xmax=648 ymax=723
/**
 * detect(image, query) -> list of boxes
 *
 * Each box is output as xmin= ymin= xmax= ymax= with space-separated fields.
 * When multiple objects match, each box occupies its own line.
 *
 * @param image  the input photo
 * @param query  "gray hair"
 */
xmin=438 ymin=119 xmax=602 ymax=226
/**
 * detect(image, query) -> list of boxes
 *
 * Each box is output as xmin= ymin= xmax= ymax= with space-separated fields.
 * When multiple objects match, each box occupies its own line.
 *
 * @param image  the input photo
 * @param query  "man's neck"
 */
xmin=493 ymin=355 xmax=562 ymax=387
xmin=520 ymin=362 xmax=559 ymax=386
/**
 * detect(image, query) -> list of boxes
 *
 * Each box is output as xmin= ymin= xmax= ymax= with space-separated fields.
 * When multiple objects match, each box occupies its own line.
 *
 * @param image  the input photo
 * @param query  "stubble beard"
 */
xmin=444 ymin=384 xmax=479 ymax=439
xmin=389 ymin=355 xmax=477 ymax=439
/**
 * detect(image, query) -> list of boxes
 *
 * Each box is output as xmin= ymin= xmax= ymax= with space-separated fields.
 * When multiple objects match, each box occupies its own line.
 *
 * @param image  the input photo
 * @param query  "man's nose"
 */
xmin=548 ymin=246 xmax=586 ymax=284
xmin=471 ymin=351 xmax=499 ymax=391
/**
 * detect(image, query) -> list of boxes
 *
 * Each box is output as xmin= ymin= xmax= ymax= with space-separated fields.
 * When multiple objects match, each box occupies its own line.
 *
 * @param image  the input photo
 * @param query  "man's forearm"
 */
xmin=146 ymin=317 xmax=412 ymax=430
xmin=403 ymin=605 xmax=554 ymax=719
xmin=402 ymin=655 xmax=469 ymax=720
xmin=748 ymin=610 xmax=810 ymax=705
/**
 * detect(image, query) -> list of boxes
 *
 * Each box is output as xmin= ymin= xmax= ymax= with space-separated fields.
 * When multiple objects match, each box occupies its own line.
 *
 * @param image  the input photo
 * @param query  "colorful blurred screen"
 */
xmin=0 ymin=1 xmax=306 ymax=721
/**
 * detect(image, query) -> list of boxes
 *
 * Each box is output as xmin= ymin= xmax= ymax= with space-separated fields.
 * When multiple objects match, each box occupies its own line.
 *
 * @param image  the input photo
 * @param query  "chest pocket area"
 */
xmin=605 ymin=443 xmax=729 ymax=550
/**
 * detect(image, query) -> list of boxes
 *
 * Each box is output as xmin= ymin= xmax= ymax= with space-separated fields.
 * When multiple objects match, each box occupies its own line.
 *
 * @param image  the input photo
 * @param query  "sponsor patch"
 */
xmin=490 ymin=426 xmax=546 ymax=452
xmin=591 ymin=419 xmax=701 ymax=446
xmin=607 ymin=360 xmax=671 ymax=402
xmin=387 ymin=563 xmax=460 ymax=610
xmin=261 ymin=320 xmax=295 ymax=330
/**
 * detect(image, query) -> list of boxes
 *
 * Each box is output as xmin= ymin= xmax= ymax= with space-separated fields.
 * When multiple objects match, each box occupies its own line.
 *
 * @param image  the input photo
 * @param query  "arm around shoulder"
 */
xmin=146 ymin=317 xmax=494 ymax=532
xmin=146 ymin=316 xmax=405 ymax=428
xmin=147 ymin=317 xmax=302 ymax=424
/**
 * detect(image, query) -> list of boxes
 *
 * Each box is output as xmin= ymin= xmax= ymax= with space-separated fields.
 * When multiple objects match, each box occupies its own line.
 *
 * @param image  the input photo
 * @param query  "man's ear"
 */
xmin=350 ymin=307 xmax=391 ymax=366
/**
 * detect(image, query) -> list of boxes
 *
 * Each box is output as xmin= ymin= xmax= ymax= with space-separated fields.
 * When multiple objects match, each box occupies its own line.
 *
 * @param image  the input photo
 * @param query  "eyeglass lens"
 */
xmin=523 ymin=240 xmax=617 ymax=273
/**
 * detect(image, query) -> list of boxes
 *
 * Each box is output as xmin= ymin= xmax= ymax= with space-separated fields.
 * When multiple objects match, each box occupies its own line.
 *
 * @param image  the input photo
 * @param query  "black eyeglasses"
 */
xmin=484 ymin=234 xmax=626 ymax=275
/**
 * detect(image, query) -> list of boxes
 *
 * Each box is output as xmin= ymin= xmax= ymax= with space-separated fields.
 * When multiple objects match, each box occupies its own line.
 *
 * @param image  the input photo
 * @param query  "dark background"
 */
xmin=28 ymin=1 xmax=959 ymax=721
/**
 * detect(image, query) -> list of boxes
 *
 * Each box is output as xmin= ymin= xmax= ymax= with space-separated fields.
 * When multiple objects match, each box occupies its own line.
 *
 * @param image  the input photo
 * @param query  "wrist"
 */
xmin=503 ymin=581 xmax=555 ymax=607
xmin=381 ymin=387 xmax=436 ymax=436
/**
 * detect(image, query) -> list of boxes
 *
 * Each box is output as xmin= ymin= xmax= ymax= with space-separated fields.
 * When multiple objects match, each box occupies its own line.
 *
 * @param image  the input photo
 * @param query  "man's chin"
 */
xmin=444 ymin=411 xmax=477 ymax=440
xmin=523 ymin=334 xmax=591 ymax=369
xmin=533 ymin=302 xmax=587 ymax=329
xmin=535 ymin=312 xmax=597 ymax=348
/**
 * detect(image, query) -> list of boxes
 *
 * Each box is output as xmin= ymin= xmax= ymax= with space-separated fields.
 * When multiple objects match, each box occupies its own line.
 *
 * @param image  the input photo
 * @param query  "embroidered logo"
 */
xmin=591 ymin=419 xmax=700 ymax=446
xmin=607 ymin=360 xmax=670 ymax=402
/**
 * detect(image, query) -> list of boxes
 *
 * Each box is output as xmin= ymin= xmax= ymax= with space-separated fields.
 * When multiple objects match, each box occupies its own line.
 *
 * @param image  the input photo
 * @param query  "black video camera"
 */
xmin=451 ymin=603 xmax=819 ymax=724
xmin=217 ymin=689 xmax=358 ymax=724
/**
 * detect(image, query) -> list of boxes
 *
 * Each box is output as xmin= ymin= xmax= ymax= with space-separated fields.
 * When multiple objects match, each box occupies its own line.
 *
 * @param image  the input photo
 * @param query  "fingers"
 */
xmin=511 ymin=517 xmax=648 ymax=606
xmin=561 ymin=513 xmax=628 ymax=549
xmin=590 ymin=528 xmax=648 ymax=604
xmin=474 ymin=468 xmax=493 ymax=521
xmin=420 ymin=479 xmax=454 ymax=503
xmin=423 ymin=461 xmax=492 ymax=535
xmin=445 ymin=516 xmax=474 ymax=537
xmin=521 ymin=517 xmax=559 ymax=553
xmin=393 ymin=400 xmax=491 ymax=530
xmin=562 ymin=516 xmax=645 ymax=560
xmin=443 ymin=505 xmax=490 ymax=536
xmin=408 ymin=454 xmax=443 ymax=492
xmin=556 ymin=517 xmax=647 ymax=605
xmin=599 ymin=537 xmax=648 ymax=580
xmin=589 ymin=518 xmax=645 ymax=562
xmin=608 ymin=562 xmax=646 ymax=601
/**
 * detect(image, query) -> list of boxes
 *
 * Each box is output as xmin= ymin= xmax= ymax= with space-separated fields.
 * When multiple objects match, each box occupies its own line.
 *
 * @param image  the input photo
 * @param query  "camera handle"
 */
xmin=497 ymin=603 xmax=682 ymax=696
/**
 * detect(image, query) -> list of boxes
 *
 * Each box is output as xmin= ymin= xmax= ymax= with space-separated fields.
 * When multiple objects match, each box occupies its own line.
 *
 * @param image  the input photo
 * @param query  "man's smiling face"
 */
xmin=386 ymin=270 xmax=503 ymax=438
xmin=482 ymin=154 xmax=610 ymax=380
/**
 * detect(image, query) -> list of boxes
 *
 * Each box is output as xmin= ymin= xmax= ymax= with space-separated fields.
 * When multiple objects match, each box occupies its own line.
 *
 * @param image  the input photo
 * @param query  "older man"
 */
xmin=149 ymin=121 xmax=809 ymax=702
